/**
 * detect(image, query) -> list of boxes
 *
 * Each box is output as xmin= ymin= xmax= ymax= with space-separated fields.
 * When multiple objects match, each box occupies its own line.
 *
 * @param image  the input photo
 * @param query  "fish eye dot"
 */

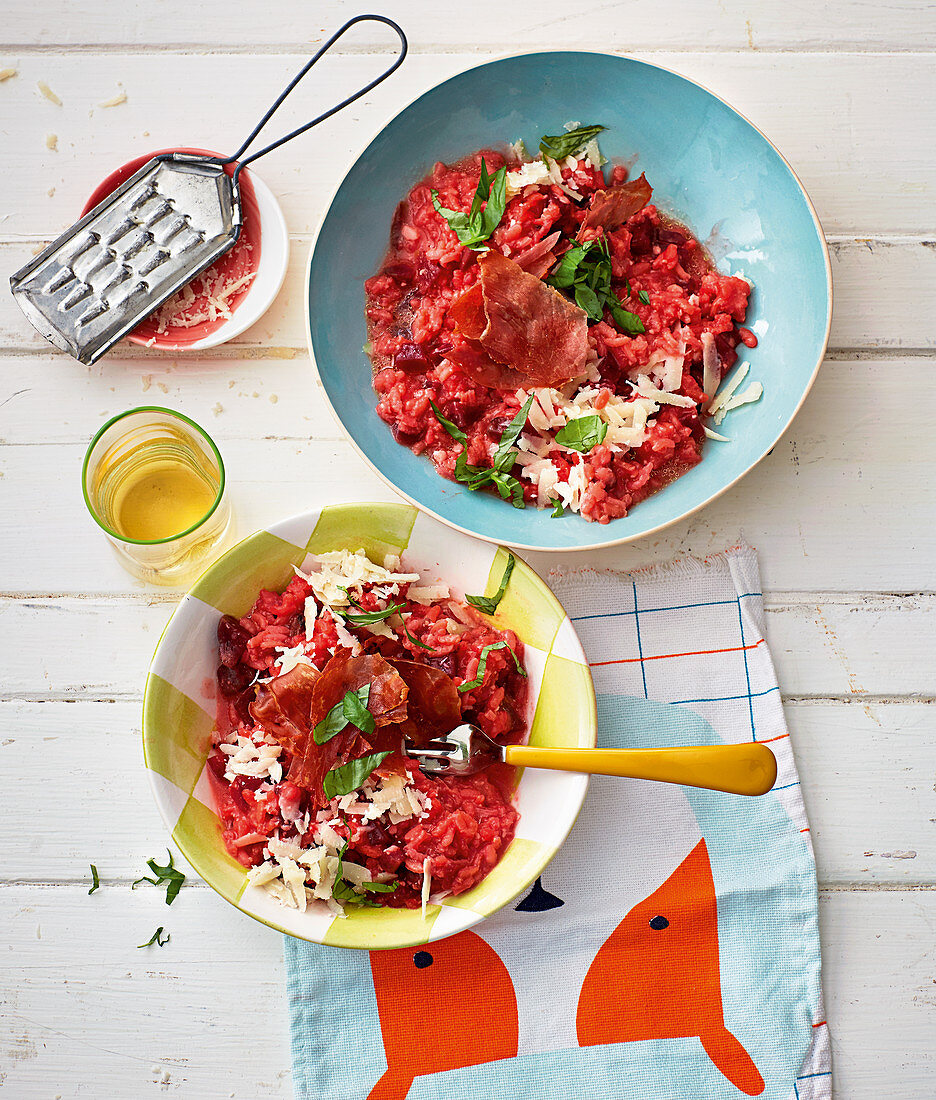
xmin=649 ymin=915 xmax=669 ymax=930
xmin=413 ymin=951 xmax=433 ymax=968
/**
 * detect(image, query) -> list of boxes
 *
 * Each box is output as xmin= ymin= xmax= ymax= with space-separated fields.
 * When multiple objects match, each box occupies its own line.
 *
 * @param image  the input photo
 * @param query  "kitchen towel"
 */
xmin=285 ymin=545 xmax=829 ymax=1100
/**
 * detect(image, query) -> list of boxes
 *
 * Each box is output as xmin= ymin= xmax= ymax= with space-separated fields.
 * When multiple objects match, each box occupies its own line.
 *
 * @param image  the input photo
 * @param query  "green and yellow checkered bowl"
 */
xmin=143 ymin=503 xmax=597 ymax=949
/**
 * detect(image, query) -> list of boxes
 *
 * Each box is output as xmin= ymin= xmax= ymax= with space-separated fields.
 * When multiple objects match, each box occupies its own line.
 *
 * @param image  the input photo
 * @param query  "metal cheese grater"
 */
xmin=10 ymin=15 xmax=407 ymax=365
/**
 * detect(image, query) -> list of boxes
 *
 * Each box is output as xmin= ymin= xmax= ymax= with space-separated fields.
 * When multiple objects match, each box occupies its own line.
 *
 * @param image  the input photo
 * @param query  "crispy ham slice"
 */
xmin=578 ymin=173 xmax=652 ymax=237
xmin=388 ymin=659 xmax=462 ymax=746
xmin=450 ymin=252 xmax=588 ymax=388
xmin=249 ymin=663 xmax=320 ymax=755
xmin=288 ymin=653 xmax=410 ymax=808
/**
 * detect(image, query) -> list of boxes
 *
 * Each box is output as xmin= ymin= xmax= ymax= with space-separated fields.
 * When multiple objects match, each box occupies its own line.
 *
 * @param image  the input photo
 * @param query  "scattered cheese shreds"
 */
xmin=708 ymin=361 xmax=750 ymax=415
xmin=37 ymin=80 xmax=61 ymax=105
xmin=45 ymin=133 xmax=57 ymax=151
xmin=98 ymin=90 xmax=127 ymax=108
xmin=703 ymin=426 xmax=731 ymax=442
xmin=0 ymin=68 xmax=18 ymax=83
xmin=421 ymin=858 xmax=432 ymax=920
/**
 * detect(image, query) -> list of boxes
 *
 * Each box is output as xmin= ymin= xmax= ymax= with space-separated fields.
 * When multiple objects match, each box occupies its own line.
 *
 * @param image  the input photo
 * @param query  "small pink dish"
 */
xmin=82 ymin=148 xmax=289 ymax=352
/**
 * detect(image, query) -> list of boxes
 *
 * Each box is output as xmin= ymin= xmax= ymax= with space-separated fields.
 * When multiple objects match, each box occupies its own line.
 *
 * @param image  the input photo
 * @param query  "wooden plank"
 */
xmin=0 ymin=882 xmax=932 ymax=1097
xmin=1 ymin=593 xmax=933 ymax=701
xmin=2 ymin=237 xmax=934 ymax=354
xmin=1 ymin=0 xmax=933 ymax=52
xmin=0 ymin=360 xmax=933 ymax=594
xmin=0 ymin=52 xmax=933 ymax=240
xmin=1 ymin=700 xmax=932 ymax=885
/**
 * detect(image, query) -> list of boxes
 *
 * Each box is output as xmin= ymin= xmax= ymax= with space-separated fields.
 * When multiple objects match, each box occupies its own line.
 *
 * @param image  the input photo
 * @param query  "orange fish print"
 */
xmin=576 ymin=837 xmax=765 ymax=1096
xmin=367 ymin=929 xmax=519 ymax=1100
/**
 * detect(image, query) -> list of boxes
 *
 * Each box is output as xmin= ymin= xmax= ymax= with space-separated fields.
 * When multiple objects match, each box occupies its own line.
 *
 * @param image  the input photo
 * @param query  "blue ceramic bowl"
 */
xmin=306 ymin=52 xmax=832 ymax=552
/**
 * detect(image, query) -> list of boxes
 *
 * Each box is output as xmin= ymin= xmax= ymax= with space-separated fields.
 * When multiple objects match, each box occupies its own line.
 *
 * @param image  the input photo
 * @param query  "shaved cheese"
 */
xmin=505 ymin=158 xmax=553 ymax=199
xmin=273 ymin=643 xmax=312 ymax=677
xmin=246 ymin=862 xmax=281 ymax=887
xmin=421 ymin=858 xmax=432 ymax=920
xmin=45 ymin=133 xmax=57 ymax=151
xmin=708 ymin=361 xmax=750 ymax=415
xmin=632 ymin=375 xmax=696 ymax=408
xmin=713 ymin=381 xmax=764 ymax=425
xmin=303 ymin=595 xmax=318 ymax=641
xmin=703 ymin=426 xmax=731 ymax=442
xmin=37 ymin=80 xmax=61 ymax=105
xmin=98 ymin=90 xmax=127 ymax=108
xmin=331 ymin=614 xmax=363 ymax=656
xmin=701 ymin=332 xmax=720 ymax=407
xmin=406 ymin=584 xmax=450 ymax=605
xmin=0 ymin=68 xmax=18 ymax=82
xmin=298 ymin=548 xmax=418 ymax=609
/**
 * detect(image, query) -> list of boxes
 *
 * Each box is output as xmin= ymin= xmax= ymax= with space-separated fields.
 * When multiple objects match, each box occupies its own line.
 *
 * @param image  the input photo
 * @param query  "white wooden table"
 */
xmin=1 ymin=3 xmax=933 ymax=1095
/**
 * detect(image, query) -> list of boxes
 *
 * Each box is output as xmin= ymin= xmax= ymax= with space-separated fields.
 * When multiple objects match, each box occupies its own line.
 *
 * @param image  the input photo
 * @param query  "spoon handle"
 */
xmin=503 ymin=743 xmax=777 ymax=796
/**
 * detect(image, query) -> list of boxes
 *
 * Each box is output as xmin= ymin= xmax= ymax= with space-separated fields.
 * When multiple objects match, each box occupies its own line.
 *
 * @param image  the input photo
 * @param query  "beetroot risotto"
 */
xmin=208 ymin=549 xmax=528 ymax=915
xmin=364 ymin=123 xmax=763 ymax=523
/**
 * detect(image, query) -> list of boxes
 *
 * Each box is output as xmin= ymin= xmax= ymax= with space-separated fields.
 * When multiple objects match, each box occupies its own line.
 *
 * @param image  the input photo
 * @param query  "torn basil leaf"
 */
xmin=551 ymin=499 xmax=565 ymax=518
xmin=323 ymin=751 xmax=392 ymax=800
xmin=430 ymin=401 xmax=466 ymax=443
xmin=137 ymin=926 xmax=170 ymax=948
xmin=338 ymin=601 xmax=406 ymax=627
xmin=403 ymin=625 xmax=435 ymax=651
xmin=132 ymin=850 xmax=185 ymax=905
xmin=466 ymin=552 xmax=516 ymax=615
xmin=555 ymin=415 xmax=608 ymax=453
xmin=314 ymin=685 xmax=375 ymax=744
xmin=88 ymin=864 xmax=100 ymax=895
xmin=457 ymin=640 xmax=526 ymax=693
xmin=539 ymin=124 xmax=606 ymax=161
xmin=431 ymin=158 xmax=507 ymax=250
xmin=492 ymin=395 xmax=534 ymax=469
xmin=639 ymin=289 xmax=651 ymax=305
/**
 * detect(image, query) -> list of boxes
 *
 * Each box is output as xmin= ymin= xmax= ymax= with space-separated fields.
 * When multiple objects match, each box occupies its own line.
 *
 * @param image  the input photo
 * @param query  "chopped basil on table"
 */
xmin=323 ymin=751 xmax=392 ymax=801
xmin=467 ymin=552 xmax=516 ymax=615
xmin=314 ymin=685 xmax=375 ymax=744
xmin=538 ymin=124 xmax=606 ymax=161
xmin=88 ymin=863 xmax=100 ymax=895
xmin=430 ymin=400 xmax=528 ymax=509
xmin=431 ymin=157 xmax=507 ymax=250
xmin=137 ymin=927 xmax=170 ymax=948
xmin=458 ymin=640 xmax=527 ymax=693
xmin=132 ymin=850 xmax=185 ymax=905
xmin=555 ymin=414 xmax=608 ymax=453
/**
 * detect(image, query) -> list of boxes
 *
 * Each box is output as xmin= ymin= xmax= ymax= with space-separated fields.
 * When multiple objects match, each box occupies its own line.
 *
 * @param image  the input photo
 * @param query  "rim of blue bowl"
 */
xmin=304 ymin=50 xmax=833 ymax=554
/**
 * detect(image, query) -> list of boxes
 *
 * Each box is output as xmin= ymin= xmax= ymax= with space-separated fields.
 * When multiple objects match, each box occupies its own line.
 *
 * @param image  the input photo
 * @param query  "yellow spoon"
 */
xmin=406 ymin=724 xmax=778 ymax=796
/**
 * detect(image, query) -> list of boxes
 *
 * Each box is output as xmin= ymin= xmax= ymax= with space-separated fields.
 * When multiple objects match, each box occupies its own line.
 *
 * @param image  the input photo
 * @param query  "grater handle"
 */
xmin=224 ymin=14 xmax=407 ymax=174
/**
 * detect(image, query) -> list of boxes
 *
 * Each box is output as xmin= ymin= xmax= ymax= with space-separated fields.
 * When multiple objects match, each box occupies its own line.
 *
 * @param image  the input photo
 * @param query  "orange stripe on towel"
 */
xmin=590 ymin=638 xmax=766 ymax=668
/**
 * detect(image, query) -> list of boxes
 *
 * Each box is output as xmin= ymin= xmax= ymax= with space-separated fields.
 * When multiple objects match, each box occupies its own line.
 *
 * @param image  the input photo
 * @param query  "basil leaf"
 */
xmin=132 ymin=850 xmax=185 ymax=905
xmin=539 ymin=124 xmax=606 ymax=161
xmin=338 ymin=601 xmax=406 ymax=627
xmin=138 ymin=926 xmax=170 ymax=948
xmin=360 ymin=880 xmax=399 ymax=893
xmin=314 ymin=686 xmax=374 ymax=744
xmin=574 ymin=283 xmax=602 ymax=321
xmin=467 ymin=552 xmax=516 ymax=615
xmin=430 ymin=400 xmax=466 ymax=443
xmin=332 ymin=880 xmax=385 ymax=907
xmin=430 ymin=158 xmax=507 ymax=250
xmin=492 ymin=395 xmax=534 ymax=469
xmin=342 ymin=685 xmax=375 ymax=736
xmin=608 ymin=294 xmax=646 ymax=335
xmin=403 ymin=625 xmax=435 ymax=651
xmin=88 ymin=864 xmax=100 ymax=895
xmin=457 ymin=640 xmax=526 ymax=693
xmin=323 ymin=751 xmax=392 ymax=800
xmin=638 ymin=290 xmax=650 ymax=305
xmin=551 ymin=498 xmax=565 ymax=518
xmin=549 ymin=241 xmax=594 ymax=288
xmin=555 ymin=415 xmax=608 ymax=453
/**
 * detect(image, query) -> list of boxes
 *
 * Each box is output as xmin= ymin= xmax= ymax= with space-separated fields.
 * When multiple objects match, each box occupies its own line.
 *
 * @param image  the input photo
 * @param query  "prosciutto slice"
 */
xmin=388 ymin=659 xmax=462 ymax=745
xmin=249 ymin=663 xmax=319 ymax=755
xmin=450 ymin=252 xmax=588 ymax=388
xmin=288 ymin=653 xmax=410 ymax=808
xmin=578 ymin=173 xmax=652 ymax=236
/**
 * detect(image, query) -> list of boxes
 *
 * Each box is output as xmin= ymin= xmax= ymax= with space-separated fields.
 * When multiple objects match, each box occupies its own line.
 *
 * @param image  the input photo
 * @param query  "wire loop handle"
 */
xmin=225 ymin=14 xmax=407 ymax=177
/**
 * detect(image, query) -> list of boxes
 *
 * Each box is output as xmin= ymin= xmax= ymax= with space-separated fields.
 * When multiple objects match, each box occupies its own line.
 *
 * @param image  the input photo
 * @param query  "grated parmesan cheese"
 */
xmin=295 ymin=549 xmax=419 ymax=610
xmin=98 ymin=90 xmax=127 ymax=108
xmin=37 ymin=80 xmax=61 ymax=105
xmin=0 ymin=68 xmax=18 ymax=82
xmin=45 ymin=133 xmax=57 ymax=151
xmin=421 ymin=858 xmax=432 ymax=920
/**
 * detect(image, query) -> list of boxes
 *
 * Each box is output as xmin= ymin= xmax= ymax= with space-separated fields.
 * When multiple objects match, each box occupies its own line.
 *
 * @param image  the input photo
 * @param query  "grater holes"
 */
xmin=45 ymin=267 xmax=77 ymax=294
xmin=60 ymin=282 xmax=94 ymax=311
xmin=75 ymin=300 xmax=109 ymax=328
xmin=137 ymin=249 xmax=171 ymax=276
